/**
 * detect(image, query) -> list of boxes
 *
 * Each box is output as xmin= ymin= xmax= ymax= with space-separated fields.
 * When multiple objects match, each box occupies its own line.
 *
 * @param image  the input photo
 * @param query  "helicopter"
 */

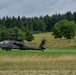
xmin=0 ymin=33 xmax=46 ymax=52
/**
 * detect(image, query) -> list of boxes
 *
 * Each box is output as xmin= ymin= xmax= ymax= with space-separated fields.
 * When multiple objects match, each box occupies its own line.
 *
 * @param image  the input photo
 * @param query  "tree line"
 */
xmin=0 ymin=11 xmax=76 ymax=41
xmin=0 ymin=11 xmax=76 ymax=32
xmin=0 ymin=26 xmax=34 ymax=41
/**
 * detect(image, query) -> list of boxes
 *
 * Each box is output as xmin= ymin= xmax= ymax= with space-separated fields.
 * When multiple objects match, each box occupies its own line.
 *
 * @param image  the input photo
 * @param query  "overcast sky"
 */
xmin=0 ymin=0 xmax=76 ymax=18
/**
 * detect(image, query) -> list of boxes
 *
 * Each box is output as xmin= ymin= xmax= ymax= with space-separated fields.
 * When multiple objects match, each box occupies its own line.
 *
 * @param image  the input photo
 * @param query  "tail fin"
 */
xmin=39 ymin=39 xmax=46 ymax=49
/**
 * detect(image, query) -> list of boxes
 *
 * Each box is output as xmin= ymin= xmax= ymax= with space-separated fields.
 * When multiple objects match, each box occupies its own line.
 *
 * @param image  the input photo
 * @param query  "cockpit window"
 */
xmin=0 ymin=41 xmax=10 ymax=44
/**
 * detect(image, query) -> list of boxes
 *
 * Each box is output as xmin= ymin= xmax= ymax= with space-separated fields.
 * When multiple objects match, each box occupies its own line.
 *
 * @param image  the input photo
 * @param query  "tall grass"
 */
xmin=0 ymin=48 xmax=76 ymax=70
xmin=25 ymin=32 xmax=76 ymax=48
xmin=0 ymin=32 xmax=76 ymax=71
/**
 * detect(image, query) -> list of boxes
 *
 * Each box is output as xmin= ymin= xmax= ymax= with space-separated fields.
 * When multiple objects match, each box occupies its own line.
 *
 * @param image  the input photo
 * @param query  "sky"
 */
xmin=0 ymin=0 xmax=76 ymax=18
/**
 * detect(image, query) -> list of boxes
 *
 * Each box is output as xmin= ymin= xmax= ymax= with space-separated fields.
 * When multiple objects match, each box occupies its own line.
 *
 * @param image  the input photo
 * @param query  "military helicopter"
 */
xmin=0 ymin=33 xmax=46 ymax=52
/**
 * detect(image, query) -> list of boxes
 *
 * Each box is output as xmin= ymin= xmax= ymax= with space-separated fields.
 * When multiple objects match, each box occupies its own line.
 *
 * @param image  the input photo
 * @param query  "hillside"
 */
xmin=25 ymin=32 xmax=76 ymax=48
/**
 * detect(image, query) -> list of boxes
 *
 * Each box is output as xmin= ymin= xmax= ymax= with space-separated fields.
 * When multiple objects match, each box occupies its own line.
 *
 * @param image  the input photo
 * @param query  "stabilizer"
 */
xmin=39 ymin=39 xmax=46 ymax=49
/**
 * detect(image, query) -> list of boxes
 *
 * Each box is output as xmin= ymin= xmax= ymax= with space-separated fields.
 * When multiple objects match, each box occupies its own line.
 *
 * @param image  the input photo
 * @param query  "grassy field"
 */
xmin=0 ymin=48 xmax=76 ymax=70
xmin=0 ymin=32 xmax=76 ymax=74
xmin=26 ymin=32 xmax=76 ymax=48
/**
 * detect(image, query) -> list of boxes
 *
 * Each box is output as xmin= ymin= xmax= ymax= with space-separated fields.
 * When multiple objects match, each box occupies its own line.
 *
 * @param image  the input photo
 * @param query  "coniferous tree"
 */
xmin=73 ymin=12 xmax=76 ymax=23
xmin=65 ymin=11 xmax=73 ymax=21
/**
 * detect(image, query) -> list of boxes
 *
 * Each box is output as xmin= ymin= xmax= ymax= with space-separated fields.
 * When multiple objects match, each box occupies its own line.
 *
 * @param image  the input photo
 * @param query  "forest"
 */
xmin=0 ymin=11 xmax=76 ymax=41
xmin=0 ymin=11 xmax=76 ymax=32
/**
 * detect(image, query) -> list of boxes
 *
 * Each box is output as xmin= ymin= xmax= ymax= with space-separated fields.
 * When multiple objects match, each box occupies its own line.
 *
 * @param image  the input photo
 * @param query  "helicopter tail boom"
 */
xmin=39 ymin=39 xmax=46 ymax=49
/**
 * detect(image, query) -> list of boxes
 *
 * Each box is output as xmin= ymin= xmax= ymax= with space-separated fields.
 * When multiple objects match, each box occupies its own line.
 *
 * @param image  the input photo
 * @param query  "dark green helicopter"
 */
xmin=0 ymin=33 xmax=46 ymax=52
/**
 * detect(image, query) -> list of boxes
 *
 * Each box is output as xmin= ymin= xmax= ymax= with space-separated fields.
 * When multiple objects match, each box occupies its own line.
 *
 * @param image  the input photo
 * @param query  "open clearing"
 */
xmin=0 ymin=48 xmax=76 ymax=75
xmin=26 ymin=32 xmax=76 ymax=48
xmin=0 ymin=48 xmax=76 ymax=70
xmin=0 ymin=32 xmax=76 ymax=74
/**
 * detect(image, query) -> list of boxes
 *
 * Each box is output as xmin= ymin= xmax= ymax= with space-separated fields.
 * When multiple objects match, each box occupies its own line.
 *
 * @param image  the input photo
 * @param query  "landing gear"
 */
xmin=2 ymin=47 xmax=11 ymax=51
xmin=42 ymin=49 xmax=44 ymax=52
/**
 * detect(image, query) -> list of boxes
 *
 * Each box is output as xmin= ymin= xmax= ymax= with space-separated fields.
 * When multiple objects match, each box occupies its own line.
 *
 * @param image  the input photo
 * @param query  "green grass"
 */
xmin=26 ymin=32 xmax=76 ymax=48
xmin=0 ymin=32 xmax=76 ymax=71
xmin=0 ymin=48 xmax=76 ymax=70
xmin=0 ymin=48 xmax=76 ymax=56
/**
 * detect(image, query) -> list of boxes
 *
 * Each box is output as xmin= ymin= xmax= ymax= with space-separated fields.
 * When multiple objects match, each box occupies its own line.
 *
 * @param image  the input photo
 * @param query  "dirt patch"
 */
xmin=0 ymin=70 xmax=76 ymax=75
